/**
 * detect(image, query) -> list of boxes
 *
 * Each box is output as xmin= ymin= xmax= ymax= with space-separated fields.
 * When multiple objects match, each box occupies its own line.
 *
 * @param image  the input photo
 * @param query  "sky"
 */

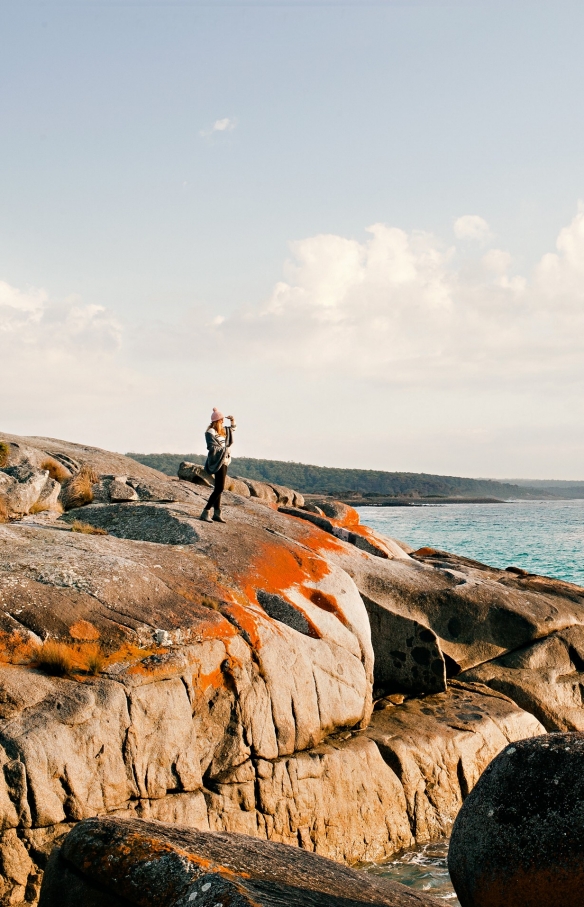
xmin=2 ymin=0 xmax=584 ymax=478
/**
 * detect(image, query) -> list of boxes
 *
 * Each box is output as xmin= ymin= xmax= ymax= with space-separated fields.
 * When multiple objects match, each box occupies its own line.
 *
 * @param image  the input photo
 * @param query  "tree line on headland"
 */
xmin=127 ymin=453 xmax=583 ymax=500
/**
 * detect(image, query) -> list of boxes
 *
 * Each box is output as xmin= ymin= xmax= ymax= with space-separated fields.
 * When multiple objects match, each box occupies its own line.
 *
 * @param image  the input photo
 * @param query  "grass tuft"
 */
xmin=71 ymin=520 xmax=107 ymax=535
xmin=200 ymin=597 xmax=221 ymax=611
xmin=0 ymin=442 xmax=9 ymax=469
xmin=86 ymin=646 xmax=105 ymax=675
xmin=0 ymin=497 xmax=8 ymax=523
xmin=40 ymin=457 xmax=70 ymax=483
xmin=61 ymin=465 xmax=100 ymax=511
xmin=34 ymin=641 xmax=74 ymax=676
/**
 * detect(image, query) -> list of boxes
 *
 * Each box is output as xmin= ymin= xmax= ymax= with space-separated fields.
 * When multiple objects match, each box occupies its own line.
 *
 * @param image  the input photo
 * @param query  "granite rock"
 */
xmin=448 ymin=733 xmax=584 ymax=907
xmin=38 ymin=817 xmax=440 ymax=907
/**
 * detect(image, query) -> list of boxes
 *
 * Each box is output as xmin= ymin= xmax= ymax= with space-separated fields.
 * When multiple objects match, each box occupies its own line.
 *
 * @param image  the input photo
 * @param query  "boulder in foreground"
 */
xmin=448 ymin=733 xmax=584 ymax=907
xmin=38 ymin=816 xmax=440 ymax=907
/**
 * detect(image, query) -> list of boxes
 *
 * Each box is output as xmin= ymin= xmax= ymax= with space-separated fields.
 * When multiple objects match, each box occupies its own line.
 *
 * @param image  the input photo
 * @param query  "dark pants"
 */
xmin=205 ymin=464 xmax=227 ymax=511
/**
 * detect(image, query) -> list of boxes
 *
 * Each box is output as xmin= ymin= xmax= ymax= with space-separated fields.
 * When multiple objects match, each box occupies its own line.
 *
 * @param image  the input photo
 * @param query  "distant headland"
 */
xmin=128 ymin=453 xmax=584 ymax=503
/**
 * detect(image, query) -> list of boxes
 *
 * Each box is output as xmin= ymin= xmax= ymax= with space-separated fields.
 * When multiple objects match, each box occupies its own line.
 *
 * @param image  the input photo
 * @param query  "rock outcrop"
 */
xmin=0 ymin=432 xmax=582 ymax=903
xmin=448 ymin=733 xmax=584 ymax=907
xmin=38 ymin=817 xmax=440 ymax=907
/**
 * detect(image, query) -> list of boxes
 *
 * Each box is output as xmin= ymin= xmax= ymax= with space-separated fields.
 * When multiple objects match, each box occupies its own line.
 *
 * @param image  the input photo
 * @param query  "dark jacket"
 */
xmin=204 ymin=426 xmax=234 ymax=476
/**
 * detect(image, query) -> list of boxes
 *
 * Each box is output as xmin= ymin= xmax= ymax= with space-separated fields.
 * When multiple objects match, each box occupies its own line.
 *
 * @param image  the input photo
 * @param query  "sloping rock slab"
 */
xmin=39 ymin=816 xmax=439 ymax=907
xmin=60 ymin=503 xmax=200 ymax=545
xmin=460 ymin=624 xmax=584 ymax=731
xmin=335 ymin=547 xmax=584 ymax=675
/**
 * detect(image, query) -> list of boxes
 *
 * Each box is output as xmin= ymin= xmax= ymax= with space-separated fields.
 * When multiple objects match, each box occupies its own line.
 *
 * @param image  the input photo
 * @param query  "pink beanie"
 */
xmin=210 ymin=407 xmax=224 ymax=422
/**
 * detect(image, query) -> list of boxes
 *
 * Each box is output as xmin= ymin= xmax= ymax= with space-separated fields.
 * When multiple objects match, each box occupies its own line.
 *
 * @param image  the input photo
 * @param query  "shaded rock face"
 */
xmin=0 ymin=432 xmax=582 ymax=903
xmin=39 ymin=817 xmax=440 ymax=907
xmin=448 ymin=733 xmax=584 ymax=907
xmin=460 ymin=625 xmax=584 ymax=731
xmin=332 ymin=546 xmax=584 ymax=694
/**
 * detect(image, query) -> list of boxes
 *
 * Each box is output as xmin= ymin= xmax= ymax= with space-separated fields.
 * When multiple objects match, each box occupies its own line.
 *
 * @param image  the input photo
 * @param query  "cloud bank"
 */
xmin=4 ymin=206 xmax=584 ymax=475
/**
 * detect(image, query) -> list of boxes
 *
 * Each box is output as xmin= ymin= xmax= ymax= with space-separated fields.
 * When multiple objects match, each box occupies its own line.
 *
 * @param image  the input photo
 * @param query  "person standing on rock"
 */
xmin=200 ymin=408 xmax=236 ymax=523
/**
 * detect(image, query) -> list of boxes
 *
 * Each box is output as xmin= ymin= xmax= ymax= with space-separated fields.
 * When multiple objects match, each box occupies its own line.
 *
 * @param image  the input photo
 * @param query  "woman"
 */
xmin=200 ymin=408 xmax=236 ymax=523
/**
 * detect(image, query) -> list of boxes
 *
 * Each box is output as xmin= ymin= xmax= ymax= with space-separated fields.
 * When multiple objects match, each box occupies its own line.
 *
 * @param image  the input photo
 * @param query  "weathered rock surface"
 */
xmin=460 ymin=625 xmax=584 ymax=731
xmin=448 ymin=733 xmax=584 ymax=907
xmin=365 ymin=682 xmax=544 ymax=841
xmin=0 ymin=432 xmax=583 ymax=904
xmin=332 ymin=546 xmax=584 ymax=694
xmin=39 ymin=817 xmax=440 ymax=907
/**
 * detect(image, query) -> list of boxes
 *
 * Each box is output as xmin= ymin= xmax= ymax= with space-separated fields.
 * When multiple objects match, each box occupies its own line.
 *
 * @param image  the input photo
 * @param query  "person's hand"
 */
xmin=227 ymin=414 xmax=235 ymax=421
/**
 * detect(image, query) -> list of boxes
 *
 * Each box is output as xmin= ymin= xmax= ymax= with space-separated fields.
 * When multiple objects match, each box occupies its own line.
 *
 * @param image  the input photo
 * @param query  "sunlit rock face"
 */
xmin=1 ymin=432 xmax=581 ymax=905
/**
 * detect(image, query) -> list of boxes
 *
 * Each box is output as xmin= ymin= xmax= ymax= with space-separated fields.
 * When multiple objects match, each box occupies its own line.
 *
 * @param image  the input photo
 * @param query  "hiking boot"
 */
xmin=199 ymin=509 xmax=213 ymax=522
xmin=213 ymin=508 xmax=227 ymax=523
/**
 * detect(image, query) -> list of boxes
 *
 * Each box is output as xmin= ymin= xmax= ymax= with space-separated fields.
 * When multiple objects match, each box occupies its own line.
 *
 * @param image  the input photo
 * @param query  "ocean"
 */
xmin=358 ymin=498 xmax=584 ymax=900
xmin=357 ymin=498 xmax=584 ymax=585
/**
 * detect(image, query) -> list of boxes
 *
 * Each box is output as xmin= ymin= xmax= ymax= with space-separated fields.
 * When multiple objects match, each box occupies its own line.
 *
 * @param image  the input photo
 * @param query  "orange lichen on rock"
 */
xmin=198 ymin=664 xmax=225 ymax=693
xmin=0 ymin=630 xmax=38 ymax=665
xmin=413 ymin=547 xmax=438 ymax=557
xmin=237 ymin=535 xmax=332 ymax=600
xmin=69 ymin=620 xmax=101 ymax=641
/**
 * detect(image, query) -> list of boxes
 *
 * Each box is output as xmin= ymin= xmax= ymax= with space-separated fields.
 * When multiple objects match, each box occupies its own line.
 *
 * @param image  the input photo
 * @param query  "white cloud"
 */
xmin=454 ymin=214 xmax=491 ymax=242
xmin=212 ymin=117 xmax=236 ymax=132
xmin=199 ymin=117 xmax=237 ymax=138
xmin=138 ymin=206 xmax=584 ymax=401
xmin=6 ymin=204 xmax=584 ymax=475
xmin=481 ymin=248 xmax=512 ymax=274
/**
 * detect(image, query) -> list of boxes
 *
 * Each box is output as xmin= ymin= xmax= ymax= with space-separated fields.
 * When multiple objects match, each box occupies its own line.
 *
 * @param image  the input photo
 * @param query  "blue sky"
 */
xmin=2 ymin=1 xmax=584 ymax=477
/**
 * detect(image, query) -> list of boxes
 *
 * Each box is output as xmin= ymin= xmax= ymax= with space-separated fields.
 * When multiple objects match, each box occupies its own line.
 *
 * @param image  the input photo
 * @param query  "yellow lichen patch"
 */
xmin=69 ymin=620 xmax=101 ymax=641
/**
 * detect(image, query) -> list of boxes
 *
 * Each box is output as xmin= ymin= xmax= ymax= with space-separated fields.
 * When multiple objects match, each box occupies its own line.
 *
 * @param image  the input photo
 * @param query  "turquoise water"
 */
xmin=358 ymin=499 xmax=584 ymax=585
xmin=364 ymin=839 xmax=458 ymax=903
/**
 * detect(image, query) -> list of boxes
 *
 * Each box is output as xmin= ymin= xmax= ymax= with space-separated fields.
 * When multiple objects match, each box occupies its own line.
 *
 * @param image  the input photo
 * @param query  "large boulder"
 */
xmin=38 ymin=816 xmax=440 ymax=907
xmin=0 ymin=466 xmax=52 ymax=518
xmin=448 ymin=733 xmax=584 ymax=907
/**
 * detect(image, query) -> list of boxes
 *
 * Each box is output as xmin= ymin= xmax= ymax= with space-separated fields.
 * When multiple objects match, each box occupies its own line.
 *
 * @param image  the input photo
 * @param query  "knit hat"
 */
xmin=210 ymin=407 xmax=224 ymax=423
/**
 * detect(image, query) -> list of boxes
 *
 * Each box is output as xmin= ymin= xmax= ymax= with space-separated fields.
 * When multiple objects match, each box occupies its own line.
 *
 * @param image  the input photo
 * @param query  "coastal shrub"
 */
xmin=71 ymin=520 xmax=107 ymax=536
xmin=0 ymin=496 xmax=8 ymax=523
xmin=61 ymin=465 xmax=99 ymax=511
xmin=40 ymin=457 xmax=70 ymax=483
xmin=0 ymin=442 xmax=9 ymax=468
xmin=34 ymin=641 xmax=74 ymax=676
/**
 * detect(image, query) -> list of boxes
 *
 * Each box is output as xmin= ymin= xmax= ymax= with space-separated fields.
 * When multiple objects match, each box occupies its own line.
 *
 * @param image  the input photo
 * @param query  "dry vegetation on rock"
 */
xmin=86 ymin=646 xmax=105 ymax=675
xmin=34 ymin=641 xmax=75 ymax=677
xmin=71 ymin=520 xmax=107 ymax=535
xmin=61 ymin=465 xmax=99 ymax=511
xmin=0 ymin=442 xmax=9 ymax=468
xmin=0 ymin=497 xmax=7 ymax=523
xmin=40 ymin=457 xmax=70 ymax=483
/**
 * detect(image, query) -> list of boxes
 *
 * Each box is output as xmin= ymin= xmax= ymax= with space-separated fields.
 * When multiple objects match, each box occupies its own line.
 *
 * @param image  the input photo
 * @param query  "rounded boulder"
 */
xmin=448 ymin=732 xmax=584 ymax=907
